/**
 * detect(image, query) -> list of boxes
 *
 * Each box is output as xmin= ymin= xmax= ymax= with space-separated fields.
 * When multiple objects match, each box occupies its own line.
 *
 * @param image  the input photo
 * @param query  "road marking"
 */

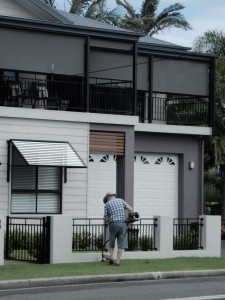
xmin=163 ymin=295 xmax=225 ymax=300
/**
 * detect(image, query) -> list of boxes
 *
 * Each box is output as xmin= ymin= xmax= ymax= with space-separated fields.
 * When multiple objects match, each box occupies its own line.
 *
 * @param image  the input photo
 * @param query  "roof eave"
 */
xmin=0 ymin=15 xmax=143 ymax=41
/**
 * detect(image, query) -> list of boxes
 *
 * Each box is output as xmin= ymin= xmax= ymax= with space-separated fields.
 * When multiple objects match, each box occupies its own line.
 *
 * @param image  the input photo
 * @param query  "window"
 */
xmin=11 ymin=145 xmax=62 ymax=214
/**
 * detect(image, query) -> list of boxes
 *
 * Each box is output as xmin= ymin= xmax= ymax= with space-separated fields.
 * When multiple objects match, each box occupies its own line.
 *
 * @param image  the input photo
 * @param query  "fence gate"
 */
xmin=5 ymin=216 xmax=51 ymax=264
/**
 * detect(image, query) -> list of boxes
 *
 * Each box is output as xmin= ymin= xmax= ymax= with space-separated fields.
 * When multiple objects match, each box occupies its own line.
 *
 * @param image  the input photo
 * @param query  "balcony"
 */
xmin=0 ymin=72 xmax=210 ymax=127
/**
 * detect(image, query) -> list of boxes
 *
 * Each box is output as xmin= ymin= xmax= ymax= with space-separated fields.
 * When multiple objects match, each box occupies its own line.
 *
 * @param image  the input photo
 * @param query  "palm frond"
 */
xmin=140 ymin=0 xmax=159 ymax=18
xmin=115 ymin=0 xmax=136 ymax=17
xmin=147 ymin=3 xmax=192 ymax=35
xmin=69 ymin=0 xmax=91 ymax=15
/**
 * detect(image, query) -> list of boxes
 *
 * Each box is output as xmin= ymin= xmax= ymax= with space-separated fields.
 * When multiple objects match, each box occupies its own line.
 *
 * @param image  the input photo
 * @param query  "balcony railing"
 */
xmin=137 ymin=94 xmax=210 ymax=126
xmin=0 ymin=73 xmax=210 ymax=126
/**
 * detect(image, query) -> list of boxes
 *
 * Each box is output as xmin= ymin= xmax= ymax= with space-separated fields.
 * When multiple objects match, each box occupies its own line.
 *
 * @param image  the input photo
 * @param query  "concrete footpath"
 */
xmin=0 ymin=241 xmax=225 ymax=291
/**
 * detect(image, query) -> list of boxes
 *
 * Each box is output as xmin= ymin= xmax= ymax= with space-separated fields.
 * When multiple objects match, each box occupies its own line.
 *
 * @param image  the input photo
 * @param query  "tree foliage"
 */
xmin=193 ymin=30 xmax=225 ymax=56
xmin=49 ymin=0 xmax=191 ymax=36
xmin=116 ymin=0 xmax=192 ymax=35
xmin=193 ymin=30 xmax=225 ymax=170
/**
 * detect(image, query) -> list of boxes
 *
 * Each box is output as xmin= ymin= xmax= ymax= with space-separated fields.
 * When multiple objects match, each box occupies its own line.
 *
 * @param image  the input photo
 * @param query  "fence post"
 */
xmin=50 ymin=216 xmax=73 ymax=264
xmin=200 ymin=215 xmax=221 ymax=256
xmin=0 ymin=216 xmax=4 ymax=265
xmin=154 ymin=216 xmax=173 ymax=257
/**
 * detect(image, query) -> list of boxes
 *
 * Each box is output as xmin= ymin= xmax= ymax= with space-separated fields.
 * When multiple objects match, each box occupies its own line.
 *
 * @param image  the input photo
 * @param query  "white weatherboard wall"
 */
xmin=49 ymin=215 xmax=221 ymax=264
xmin=0 ymin=109 xmax=89 ymax=217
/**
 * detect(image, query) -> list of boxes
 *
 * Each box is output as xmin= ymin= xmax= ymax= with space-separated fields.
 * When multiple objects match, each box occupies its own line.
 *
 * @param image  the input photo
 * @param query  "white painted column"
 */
xmin=201 ymin=215 xmax=221 ymax=257
xmin=154 ymin=216 xmax=174 ymax=257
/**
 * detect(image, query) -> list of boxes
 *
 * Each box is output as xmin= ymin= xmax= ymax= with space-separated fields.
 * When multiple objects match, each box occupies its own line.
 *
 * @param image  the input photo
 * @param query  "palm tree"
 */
xmin=43 ymin=0 xmax=56 ymax=6
xmin=69 ymin=0 xmax=107 ymax=20
xmin=115 ymin=0 xmax=192 ymax=36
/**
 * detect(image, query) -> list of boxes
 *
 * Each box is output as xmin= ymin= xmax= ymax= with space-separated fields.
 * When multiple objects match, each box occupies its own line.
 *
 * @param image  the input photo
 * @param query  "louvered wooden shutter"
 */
xmin=90 ymin=131 xmax=124 ymax=155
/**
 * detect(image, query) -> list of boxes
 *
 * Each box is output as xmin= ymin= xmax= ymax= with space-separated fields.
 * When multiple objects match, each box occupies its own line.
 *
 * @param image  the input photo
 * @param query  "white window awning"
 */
xmin=10 ymin=140 xmax=86 ymax=168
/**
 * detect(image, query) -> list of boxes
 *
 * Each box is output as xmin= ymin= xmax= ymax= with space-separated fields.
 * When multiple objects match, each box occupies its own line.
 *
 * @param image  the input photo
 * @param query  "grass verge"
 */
xmin=0 ymin=257 xmax=225 ymax=281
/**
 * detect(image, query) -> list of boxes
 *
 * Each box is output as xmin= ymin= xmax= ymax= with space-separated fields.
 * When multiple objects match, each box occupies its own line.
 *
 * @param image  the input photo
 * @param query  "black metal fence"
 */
xmin=126 ymin=218 xmax=157 ymax=251
xmin=173 ymin=218 xmax=203 ymax=250
xmin=5 ymin=216 xmax=50 ymax=263
xmin=72 ymin=218 xmax=106 ymax=252
xmin=72 ymin=218 xmax=157 ymax=252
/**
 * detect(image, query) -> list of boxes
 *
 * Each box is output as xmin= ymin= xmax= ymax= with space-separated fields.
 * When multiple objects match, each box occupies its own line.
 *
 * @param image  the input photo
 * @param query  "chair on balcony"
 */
xmin=32 ymin=82 xmax=59 ymax=110
xmin=6 ymin=80 xmax=30 ymax=107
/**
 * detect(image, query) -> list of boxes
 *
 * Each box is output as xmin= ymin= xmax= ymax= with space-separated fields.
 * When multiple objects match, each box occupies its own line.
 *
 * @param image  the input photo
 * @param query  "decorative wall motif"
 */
xmin=100 ymin=155 xmax=109 ymax=162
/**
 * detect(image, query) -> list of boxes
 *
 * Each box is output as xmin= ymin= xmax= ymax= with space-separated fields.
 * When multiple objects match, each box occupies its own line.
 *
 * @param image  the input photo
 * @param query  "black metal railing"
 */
xmin=137 ymin=94 xmax=210 ymax=126
xmin=90 ymin=77 xmax=133 ymax=115
xmin=5 ymin=216 xmax=50 ymax=263
xmin=0 ymin=74 xmax=133 ymax=115
xmin=166 ymin=97 xmax=209 ymax=126
xmin=173 ymin=218 xmax=203 ymax=250
xmin=126 ymin=218 xmax=157 ymax=251
xmin=72 ymin=218 xmax=157 ymax=252
xmin=0 ymin=71 xmax=210 ymax=126
xmin=72 ymin=218 xmax=106 ymax=252
xmin=222 ymin=219 xmax=225 ymax=240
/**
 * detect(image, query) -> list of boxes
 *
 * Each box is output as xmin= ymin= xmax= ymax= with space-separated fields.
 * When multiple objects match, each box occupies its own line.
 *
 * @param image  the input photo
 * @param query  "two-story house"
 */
xmin=0 ymin=0 xmax=215 ymax=220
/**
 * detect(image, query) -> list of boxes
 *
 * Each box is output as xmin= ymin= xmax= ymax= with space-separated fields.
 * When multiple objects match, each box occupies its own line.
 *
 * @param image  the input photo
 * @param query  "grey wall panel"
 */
xmin=137 ymin=55 xmax=149 ymax=91
xmin=0 ymin=28 xmax=84 ymax=75
xmin=135 ymin=132 xmax=203 ymax=218
xmin=91 ymin=38 xmax=133 ymax=51
xmin=90 ymin=51 xmax=133 ymax=81
xmin=153 ymin=57 xmax=209 ymax=96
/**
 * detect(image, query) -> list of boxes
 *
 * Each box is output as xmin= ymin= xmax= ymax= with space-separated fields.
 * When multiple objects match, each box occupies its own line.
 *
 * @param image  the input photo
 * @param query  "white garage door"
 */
xmin=88 ymin=153 xmax=178 ymax=218
xmin=134 ymin=154 xmax=178 ymax=218
xmin=88 ymin=154 xmax=116 ymax=218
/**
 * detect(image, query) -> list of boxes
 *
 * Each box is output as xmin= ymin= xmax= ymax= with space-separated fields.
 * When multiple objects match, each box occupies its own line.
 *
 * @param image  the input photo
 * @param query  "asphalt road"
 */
xmin=0 ymin=277 xmax=225 ymax=300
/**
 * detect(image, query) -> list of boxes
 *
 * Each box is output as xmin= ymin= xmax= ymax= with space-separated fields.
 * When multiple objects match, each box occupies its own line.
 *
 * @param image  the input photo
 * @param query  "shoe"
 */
xmin=109 ymin=259 xmax=114 ymax=265
xmin=114 ymin=262 xmax=120 ymax=266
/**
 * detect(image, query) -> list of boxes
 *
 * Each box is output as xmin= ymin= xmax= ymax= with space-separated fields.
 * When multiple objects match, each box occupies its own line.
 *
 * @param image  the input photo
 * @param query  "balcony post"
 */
xmin=148 ymin=55 xmax=153 ymax=123
xmin=85 ymin=36 xmax=90 ymax=112
xmin=209 ymin=57 xmax=215 ymax=135
xmin=133 ymin=42 xmax=137 ymax=116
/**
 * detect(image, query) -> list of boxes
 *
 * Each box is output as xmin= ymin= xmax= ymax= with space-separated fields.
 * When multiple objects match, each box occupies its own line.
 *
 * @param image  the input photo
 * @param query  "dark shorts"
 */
xmin=109 ymin=222 xmax=127 ymax=249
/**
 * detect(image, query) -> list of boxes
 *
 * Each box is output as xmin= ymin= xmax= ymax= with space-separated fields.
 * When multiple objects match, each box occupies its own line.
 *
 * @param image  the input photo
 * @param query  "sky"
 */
xmin=55 ymin=0 xmax=225 ymax=48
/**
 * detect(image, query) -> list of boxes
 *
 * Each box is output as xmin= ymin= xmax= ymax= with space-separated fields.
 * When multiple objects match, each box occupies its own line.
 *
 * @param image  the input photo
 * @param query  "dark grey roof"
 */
xmin=57 ymin=10 xmax=133 ymax=33
xmin=22 ymin=0 xmax=190 ymax=50
xmin=57 ymin=10 xmax=190 ymax=50
xmin=139 ymin=36 xmax=191 ymax=50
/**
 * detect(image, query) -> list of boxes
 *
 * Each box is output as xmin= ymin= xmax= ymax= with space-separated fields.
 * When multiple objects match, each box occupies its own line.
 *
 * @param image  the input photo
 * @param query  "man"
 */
xmin=103 ymin=192 xmax=133 ymax=266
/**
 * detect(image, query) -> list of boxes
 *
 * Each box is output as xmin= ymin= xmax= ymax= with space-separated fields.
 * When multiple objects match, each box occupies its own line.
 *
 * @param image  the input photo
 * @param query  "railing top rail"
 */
xmin=8 ymin=216 xmax=45 ymax=221
xmin=89 ymin=76 xmax=133 ymax=84
xmin=173 ymin=218 xmax=204 ymax=224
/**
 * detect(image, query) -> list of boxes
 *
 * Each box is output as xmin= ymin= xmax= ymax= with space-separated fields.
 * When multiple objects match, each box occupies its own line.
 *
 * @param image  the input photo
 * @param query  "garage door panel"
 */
xmin=134 ymin=153 xmax=178 ymax=218
xmin=88 ymin=153 xmax=178 ymax=218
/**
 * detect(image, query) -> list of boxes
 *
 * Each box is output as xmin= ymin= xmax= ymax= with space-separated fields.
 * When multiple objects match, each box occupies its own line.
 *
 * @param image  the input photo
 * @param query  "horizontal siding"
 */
xmin=0 ymin=115 xmax=89 ymax=217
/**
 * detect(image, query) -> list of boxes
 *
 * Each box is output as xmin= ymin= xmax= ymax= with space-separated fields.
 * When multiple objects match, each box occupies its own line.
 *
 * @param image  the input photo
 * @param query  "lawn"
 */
xmin=0 ymin=257 xmax=225 ymax=281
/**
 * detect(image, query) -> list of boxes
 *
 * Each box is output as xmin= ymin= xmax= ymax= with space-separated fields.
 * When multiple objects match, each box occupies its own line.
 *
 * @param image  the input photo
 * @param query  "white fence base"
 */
xmin=50 ymin=215 xmax=221 ymax=264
